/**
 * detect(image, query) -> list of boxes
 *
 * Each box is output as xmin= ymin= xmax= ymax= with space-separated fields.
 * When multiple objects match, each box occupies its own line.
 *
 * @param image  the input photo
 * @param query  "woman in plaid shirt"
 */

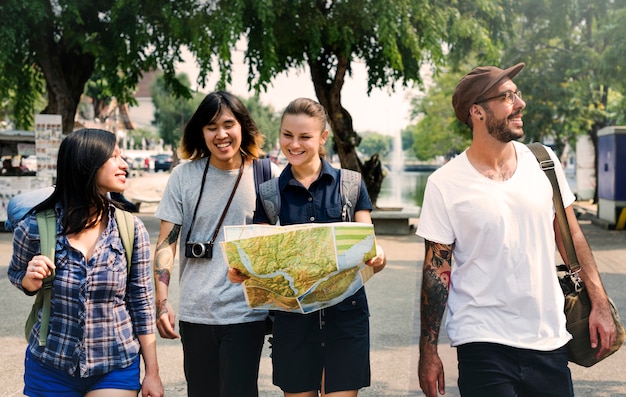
xmin=8 ymin=129 xmax=163 ymax=397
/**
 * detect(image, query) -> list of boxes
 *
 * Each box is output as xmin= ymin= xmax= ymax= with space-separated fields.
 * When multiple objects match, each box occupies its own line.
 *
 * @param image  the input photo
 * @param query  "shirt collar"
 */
xmin=280 ymin=158 xmax=337 ymax=190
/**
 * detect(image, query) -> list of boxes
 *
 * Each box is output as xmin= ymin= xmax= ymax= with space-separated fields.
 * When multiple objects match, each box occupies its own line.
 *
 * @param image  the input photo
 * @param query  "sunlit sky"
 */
xmin=175 ymin=48 xmax=424 ymax=137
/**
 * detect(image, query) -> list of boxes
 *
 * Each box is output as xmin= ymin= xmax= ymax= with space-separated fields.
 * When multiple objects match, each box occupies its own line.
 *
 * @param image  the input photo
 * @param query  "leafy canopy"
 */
xmin=0 ymin=0 xmax=215 ymax=132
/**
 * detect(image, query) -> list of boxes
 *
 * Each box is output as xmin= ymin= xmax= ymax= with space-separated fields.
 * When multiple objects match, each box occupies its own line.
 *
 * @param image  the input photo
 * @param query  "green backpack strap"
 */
xmin=114 ymin=207 xmax=135 ymax=271
xmin=32 ymin=209 xmax=57 ymax=346
xmin=27 ymin=207 xmax=134 ymax=346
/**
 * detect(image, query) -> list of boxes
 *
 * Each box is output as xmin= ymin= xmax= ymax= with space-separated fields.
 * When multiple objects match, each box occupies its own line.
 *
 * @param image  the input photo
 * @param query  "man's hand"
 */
xmin=228 ymin=267 xmax=250 ymax=284
xmin=419 ymin=349 xmax=446 ymax=397
xmin=588 ymin=299 xmax=618 ymax=360
xmin=155 ymin=298 xmax=179 ymax=339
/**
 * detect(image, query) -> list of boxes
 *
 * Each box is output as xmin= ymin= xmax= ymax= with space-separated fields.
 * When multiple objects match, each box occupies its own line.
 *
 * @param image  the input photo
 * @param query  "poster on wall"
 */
xmin=0 ymin=115 xmax=62 ymax=225
xmin=35 ymin=114 xmax=63 ymax=179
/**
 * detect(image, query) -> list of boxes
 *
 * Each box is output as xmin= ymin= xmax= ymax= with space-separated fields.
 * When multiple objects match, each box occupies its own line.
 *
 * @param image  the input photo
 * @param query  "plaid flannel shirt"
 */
xmin=8 ymin=204 xmax=155 ymax=377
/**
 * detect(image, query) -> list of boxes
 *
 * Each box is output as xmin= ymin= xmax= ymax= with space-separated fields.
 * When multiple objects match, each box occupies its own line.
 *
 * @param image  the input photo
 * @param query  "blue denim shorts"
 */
xmin=24 ymin=348 xmax=141 ymax=397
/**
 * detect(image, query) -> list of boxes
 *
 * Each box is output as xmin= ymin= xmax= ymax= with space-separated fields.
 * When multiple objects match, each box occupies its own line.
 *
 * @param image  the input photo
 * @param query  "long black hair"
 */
xmin=33 ymin=128 xmax=117 ymax=235
xmin=179 ymin=91 xmax=265 ymax=160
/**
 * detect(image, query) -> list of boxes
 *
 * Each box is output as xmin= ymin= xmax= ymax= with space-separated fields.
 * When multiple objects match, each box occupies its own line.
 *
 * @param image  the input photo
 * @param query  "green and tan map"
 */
xmin=220 ymin=222 xmax=377 ymax=313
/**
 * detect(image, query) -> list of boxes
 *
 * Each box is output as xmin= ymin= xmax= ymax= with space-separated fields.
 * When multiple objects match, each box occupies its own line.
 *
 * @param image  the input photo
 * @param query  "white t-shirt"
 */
xmin=417 ymin=141 xmax=574 ymax=350
xmin=156 ymin=158 xmax=277 ymax=325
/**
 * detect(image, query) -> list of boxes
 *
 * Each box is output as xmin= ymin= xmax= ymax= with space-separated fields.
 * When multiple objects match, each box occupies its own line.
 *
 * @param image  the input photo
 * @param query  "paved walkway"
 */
xmin=1 ymin=210 xmax=625 ymax=396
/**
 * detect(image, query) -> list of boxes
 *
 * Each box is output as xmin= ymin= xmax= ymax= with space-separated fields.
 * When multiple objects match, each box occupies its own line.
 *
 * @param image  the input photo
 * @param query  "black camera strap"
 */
xmin=185 ymin=156 xmax=245 ymax=246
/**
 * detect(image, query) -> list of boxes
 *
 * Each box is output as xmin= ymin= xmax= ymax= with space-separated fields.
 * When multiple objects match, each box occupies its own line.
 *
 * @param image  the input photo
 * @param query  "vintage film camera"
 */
xmin=185 ymin=241 xmax=213 ymax=259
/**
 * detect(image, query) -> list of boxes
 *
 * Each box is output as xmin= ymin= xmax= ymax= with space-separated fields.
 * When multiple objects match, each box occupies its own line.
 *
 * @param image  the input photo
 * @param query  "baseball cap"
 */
xmin=452 ymin=62 xmax=525 ymax=124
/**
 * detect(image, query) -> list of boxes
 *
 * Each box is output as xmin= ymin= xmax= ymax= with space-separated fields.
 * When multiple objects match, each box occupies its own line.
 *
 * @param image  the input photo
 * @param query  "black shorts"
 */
xmin=457 ymin=342 xmax=573 ymax=397
xmin=179 ymin=320 xmax=266 ymax=397
xmin=272 ymin=287 xmax=371 ymax=393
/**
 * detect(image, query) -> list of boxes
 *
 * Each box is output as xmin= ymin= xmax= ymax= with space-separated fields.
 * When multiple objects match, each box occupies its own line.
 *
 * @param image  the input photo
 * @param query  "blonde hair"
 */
xmin=281 ymin=98 xmax=329 ymax=157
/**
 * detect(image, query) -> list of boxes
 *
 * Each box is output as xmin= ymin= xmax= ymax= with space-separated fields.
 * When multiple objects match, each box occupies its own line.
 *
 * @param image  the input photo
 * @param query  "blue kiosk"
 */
xmin=597 ymin=126 xmax=626 ymax=229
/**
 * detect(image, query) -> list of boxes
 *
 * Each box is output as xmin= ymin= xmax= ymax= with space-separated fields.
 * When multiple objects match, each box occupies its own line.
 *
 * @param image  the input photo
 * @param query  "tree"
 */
xmin=84 ymin=73 xmax=114 ymax=123
xmin=409 ymin=69 xmax=472 ymax=161
xmin=502 ymin=0 xmax=626 ymax=202
xmin=401 ymin=128 xmax=415 ymax=153
xmin=358 ymin=132 xmax=392 ymax=158
xmin=151 ymin=73 xmax=203 ymax=149
xmin=0 ymin=0 xmax=214 ymax=134
xmin=201 ymin=0 xmax=513 ymax=199
xmin=240 ymin=96 xmax=281 ymax=154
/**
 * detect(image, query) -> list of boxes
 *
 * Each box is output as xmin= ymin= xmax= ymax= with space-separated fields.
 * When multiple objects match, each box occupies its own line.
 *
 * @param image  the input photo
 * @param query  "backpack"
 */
xmin=253 ymin=157 xmax=273 ymax=194
xmin=5 ymin=187 xmax=55 ymax=232
xmin=25 ymin=207 xmax=135 ymax=346
xmin=258 ymin=168 xmax=361 ymax=225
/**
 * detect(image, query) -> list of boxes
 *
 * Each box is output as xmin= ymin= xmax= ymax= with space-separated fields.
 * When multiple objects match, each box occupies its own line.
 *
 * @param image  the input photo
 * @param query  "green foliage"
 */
xmin=205 ymin=0 xmax=511 ymax=93
xmin=128 ymin=128 xmax=159 ymax=150
xmin=502 ymin=0 xmax=626 ymax=153
xmin=409 ymin=71 xmax=471 ymax=161
xmin=406 ymin=0 xmax=626 ymax=166
xmin=358 ymin=132 xmax=392 ymax=158
xmin=401 ymin=128 xmax=415 ymax=152
xmin=0 ymin=0 xmax=211 ymax=132
xmin=151 ymin=73 xmax=203 ymax=148
xmin=240 ymin=96 xmax=280 ymax=154
xmin=200 ymin=0 xmax=514 ymax=175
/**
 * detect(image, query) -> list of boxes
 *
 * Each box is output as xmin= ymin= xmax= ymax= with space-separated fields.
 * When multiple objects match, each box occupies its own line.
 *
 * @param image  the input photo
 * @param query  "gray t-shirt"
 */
xmin=156 ymin=158 xmax=269 ymax=325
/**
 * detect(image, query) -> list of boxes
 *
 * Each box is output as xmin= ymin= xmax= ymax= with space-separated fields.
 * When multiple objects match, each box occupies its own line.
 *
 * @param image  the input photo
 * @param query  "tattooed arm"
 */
xmin=154 ymin=220 xmax=181 ymax=339
xmin=418 ymin=240 xmax=454 ymax=397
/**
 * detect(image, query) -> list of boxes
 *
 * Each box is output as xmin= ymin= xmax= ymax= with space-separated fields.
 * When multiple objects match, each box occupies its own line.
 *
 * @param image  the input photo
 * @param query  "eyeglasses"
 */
xmin=475 ymin=90 xmax=522 ymax=105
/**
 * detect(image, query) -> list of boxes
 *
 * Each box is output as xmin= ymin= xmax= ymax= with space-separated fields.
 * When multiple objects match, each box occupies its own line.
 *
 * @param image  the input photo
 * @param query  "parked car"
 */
xmin=153 ymin=153 xmax=173 ymax=172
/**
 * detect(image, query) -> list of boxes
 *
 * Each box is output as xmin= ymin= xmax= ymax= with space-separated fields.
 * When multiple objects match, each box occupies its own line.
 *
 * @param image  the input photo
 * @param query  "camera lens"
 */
xmin=191 ymin=243 xmax=206 ymax=258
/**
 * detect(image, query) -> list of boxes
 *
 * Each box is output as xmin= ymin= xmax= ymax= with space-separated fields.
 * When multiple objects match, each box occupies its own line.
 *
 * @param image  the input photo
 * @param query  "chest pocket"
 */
xmin=323 ymin=204 xmax=344 ymax=222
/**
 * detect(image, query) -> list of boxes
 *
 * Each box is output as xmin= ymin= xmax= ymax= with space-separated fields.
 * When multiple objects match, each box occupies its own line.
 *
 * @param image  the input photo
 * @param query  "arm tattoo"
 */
xmin=156 ymin=298 xmax=169 ymax=318
xmin=420 ymin=240 xmax=454 ymax=346
xmin=154 ymin=225 xmax=181 ymax=286
xmin=157 ymin=224 xmax=181 ymax=251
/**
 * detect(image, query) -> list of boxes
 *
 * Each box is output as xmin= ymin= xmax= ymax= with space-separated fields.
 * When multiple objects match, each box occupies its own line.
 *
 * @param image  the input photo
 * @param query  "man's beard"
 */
xmin=485 ymin=108 xmax=524 ymax=143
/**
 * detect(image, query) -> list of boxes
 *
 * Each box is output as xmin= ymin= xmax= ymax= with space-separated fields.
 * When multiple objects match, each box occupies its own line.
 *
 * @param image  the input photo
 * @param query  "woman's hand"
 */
xmin=228 ymin=268 xmax=250 ymax=284
xmin=365 ymin=244 xmax=386 ymax=273
xmin=22 ymin=255 xmax=56 ymax=292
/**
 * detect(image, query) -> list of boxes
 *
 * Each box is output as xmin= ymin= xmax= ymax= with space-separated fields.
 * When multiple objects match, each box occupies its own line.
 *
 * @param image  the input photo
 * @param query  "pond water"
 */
xmin=374 ymin=170 xmax=579 ymax=210
xmin=375 ymin=171 xmax=432 ymax=209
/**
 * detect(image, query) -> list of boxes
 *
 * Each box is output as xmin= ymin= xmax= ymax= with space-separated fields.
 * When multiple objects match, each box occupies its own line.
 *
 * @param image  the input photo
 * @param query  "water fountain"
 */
xmin=370 ymin=130 xmax=420 ymax=235
xmin=389 ymin=125 xmax=404 ymax=208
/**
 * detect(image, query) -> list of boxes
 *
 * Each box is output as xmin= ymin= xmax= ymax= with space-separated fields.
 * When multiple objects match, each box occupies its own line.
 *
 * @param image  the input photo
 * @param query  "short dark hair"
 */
xmin=179 ymin=91 xmax=265 ymax=160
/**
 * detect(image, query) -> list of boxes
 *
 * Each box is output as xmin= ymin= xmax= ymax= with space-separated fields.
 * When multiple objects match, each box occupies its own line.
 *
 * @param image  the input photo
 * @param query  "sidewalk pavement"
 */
xmin=1 ymin=210 xmax=625 ymax=397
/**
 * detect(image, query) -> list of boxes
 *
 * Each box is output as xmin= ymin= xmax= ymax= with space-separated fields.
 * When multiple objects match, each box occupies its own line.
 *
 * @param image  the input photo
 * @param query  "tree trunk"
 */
xmin=118 ymin=103 xmax=136 ymax=130
xmin=308 ymin=56 xmax=385 ymax=207
xmin=33 ymin=35 xmax=95 ymax=135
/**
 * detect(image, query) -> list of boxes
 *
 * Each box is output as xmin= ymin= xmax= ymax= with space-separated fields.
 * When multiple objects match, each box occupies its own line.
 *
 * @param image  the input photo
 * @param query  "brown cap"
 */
xmin=452 ymin=62 xmax=525 ymax=124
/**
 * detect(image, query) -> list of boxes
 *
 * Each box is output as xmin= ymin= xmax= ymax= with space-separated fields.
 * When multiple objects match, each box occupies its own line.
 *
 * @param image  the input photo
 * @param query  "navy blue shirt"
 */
xmin=254 ymin=158 xmax=372 ymax=225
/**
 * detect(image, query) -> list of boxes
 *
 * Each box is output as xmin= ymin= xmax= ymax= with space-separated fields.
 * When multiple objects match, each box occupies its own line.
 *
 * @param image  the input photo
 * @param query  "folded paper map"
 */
xmin=220 ymin=222 xmax=377 ymax=313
